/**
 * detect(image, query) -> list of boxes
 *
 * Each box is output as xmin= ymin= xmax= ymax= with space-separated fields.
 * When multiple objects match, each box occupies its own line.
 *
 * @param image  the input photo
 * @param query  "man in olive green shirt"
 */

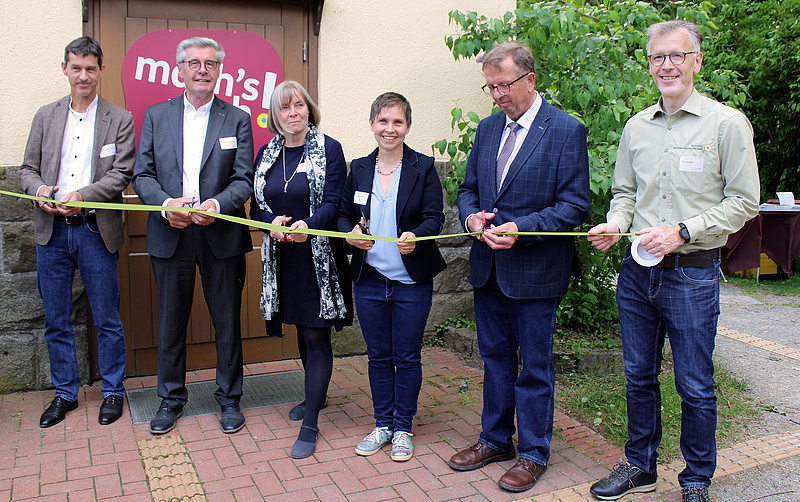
xmin=587 ymin=20 xmax=759 ymax=502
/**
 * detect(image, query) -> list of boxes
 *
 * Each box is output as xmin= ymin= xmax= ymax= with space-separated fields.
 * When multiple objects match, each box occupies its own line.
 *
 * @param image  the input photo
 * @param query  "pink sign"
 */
xmin=121 ymin=29 xmax=284 ymax=156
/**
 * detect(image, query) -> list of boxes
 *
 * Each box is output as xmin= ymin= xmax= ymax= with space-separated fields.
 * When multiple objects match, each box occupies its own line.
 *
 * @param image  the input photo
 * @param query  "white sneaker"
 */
xmin=355 ymin=426 xmax=393 ymax=456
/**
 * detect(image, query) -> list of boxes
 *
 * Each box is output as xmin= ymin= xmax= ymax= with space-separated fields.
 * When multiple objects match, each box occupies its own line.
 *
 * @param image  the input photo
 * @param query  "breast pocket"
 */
xmin=673 ymin=145 xmax=720 ymax=194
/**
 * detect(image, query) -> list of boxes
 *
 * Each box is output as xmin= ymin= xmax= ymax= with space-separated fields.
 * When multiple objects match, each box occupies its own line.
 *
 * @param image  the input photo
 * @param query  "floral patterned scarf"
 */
xmin=253 ymin=124 xmax=347 ymax=321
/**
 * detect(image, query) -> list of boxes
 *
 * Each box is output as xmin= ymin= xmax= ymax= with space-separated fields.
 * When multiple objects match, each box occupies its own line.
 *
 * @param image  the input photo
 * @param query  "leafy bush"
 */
xmin=706 ymin=0 xmax=800 ymax=197
xmin=433 ymin=0 xmax=746 ymax=332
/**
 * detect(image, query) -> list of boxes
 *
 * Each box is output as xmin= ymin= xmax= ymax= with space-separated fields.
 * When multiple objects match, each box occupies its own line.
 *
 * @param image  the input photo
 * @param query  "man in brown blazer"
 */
xmin=18 ymin=36 xmax=135 ymax=428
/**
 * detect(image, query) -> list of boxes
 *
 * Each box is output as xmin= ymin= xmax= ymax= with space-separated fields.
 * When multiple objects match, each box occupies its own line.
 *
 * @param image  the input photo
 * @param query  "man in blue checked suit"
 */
xmin=451 ymin=42 xmax=590 ymax=493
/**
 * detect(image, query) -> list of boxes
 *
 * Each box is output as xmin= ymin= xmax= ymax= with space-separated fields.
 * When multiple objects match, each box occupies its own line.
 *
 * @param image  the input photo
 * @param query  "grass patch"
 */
xmin=556 ymin=358 xmax=760 ymax=463
xmin=457 ymin=392 xmax=479 ymax=406
xmin=725 ymin=273 xmax=800 ymax=298
xmin=428 ymin=396 xmax=444 ymax=407
xmin=554 ymin=326 xmax=622 ymax=356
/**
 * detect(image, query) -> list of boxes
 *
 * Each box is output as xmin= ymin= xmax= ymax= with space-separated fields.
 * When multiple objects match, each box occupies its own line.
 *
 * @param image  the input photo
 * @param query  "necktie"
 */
xmin=496 ymin=122 xmax=521 ymax=191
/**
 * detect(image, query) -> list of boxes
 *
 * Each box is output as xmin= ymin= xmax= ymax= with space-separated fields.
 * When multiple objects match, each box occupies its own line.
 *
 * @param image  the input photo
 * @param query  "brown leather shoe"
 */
xmin=448 ymin=442 xmax=516 ymax=471
xmin=498 ymin=458 xmax=547 ymax=492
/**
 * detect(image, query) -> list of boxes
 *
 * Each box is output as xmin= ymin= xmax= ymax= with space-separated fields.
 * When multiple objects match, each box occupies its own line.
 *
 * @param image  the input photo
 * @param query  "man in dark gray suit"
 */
xmin=132 ymin=37 xmax=254 ymax=435
xmin=19 ymin=36 xmax=135 ymax=428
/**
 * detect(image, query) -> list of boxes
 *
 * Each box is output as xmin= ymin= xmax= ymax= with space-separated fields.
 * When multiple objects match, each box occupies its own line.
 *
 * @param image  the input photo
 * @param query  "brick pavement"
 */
xmin=1 ymin=333 xmax=799 ymax=501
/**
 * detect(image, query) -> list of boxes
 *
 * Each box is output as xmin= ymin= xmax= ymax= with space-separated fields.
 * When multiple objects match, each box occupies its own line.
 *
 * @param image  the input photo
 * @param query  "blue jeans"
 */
xmin=617 ymin=247 xmax=719 ymax=488
xmin=36 ymin=220 xmax=127 ymax=401
xmin=474 ymin=273 xmax=560 ymax=466
xmin=354 ymin=265 xmax=433 ymax=432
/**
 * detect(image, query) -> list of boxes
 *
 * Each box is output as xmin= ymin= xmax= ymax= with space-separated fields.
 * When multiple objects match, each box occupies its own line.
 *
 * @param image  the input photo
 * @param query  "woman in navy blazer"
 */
xmin=338 ymin=92 xmax=446 ymax=462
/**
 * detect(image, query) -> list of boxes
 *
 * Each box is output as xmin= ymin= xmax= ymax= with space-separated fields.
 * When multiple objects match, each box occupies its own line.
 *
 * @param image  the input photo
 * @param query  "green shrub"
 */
xmin=434 ymin=0 xmax=745 ymax=333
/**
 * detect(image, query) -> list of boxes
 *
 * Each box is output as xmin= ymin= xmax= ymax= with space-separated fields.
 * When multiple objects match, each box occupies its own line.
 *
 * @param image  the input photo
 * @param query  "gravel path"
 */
xmin=712 ymin=282 xmax=800 ymax=501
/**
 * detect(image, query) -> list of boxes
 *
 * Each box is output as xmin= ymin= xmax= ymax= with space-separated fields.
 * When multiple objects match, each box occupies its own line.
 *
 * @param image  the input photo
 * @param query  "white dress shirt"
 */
xmin=56 ymin=95 xmax=98 ymax=201
xmin=496 ymin=92 xmax=543 ymax=187
xmin=162 ymin=95 xmax=220 ymax=216
xmin=464 ymin=92 xmax=543 ymax=229
xmin=182 ymin=94 xmax=213 ymax=203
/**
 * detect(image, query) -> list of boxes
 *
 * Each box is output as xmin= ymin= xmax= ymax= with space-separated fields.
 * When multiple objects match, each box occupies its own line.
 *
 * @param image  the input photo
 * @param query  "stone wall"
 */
xmin=0 ymin=162 xmax=474 ymax=392
xmin=332 ymin=161 xmax=475 ymax=356
xmin=0 ymin=166 xmax=91 ymax=394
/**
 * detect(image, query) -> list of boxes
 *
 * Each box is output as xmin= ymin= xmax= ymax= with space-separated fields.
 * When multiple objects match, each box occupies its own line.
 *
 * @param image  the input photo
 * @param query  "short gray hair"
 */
xmin=369 ymin=92 xmax=412 ymax=125
xmin=267 ymin=80 xmax=321 ymax=136
xmin=482 ymin=41 xmax=536 ymax=75
xmin=176 ymin=37 xmax=225 ymax=65
xmin=646 ymin=20 xmax=703 ymax=53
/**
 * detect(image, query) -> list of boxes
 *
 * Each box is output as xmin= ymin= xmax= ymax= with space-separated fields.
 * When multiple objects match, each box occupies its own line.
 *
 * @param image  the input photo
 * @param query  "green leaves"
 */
xmin=432 ymin=101 xmax=481 ymax=206
xmin=434 ymin=0 xmax=750 ymax=331
xmin=707 ymin=0 xmax=800 ymax=196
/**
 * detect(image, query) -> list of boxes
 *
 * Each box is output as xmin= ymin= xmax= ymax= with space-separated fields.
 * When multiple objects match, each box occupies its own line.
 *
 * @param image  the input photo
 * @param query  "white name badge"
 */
xmin=99 ymin=143 xmax=116 ymax=158
xmin=679 ymin=155 xmax=704 ymax=172
xmin=219 ymin=137 xmax=238 ymax=150
xmin=353 ymin=191 xmax=369 ymax=205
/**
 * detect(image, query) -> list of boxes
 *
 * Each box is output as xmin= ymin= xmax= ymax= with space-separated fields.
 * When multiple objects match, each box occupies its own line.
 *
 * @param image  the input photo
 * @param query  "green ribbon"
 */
xmin=0 ymin=189 xmax=632 ymax=241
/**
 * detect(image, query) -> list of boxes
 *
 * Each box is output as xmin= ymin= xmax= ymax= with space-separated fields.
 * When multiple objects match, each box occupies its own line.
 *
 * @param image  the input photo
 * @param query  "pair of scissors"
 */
xmin=358 ymin=211 xmax=371 ymax=236
xmin=40 ymin=186 xmax=57 ymax=209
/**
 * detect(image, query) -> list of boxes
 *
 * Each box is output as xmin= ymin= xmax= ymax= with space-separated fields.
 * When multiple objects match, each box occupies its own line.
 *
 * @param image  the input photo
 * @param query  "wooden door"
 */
xmin=85 ymin=0 xmax=317 ymax=376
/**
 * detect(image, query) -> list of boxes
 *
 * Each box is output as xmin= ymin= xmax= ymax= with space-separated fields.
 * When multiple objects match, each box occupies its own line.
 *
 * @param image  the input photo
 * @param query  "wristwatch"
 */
xmin=678 ymin=222 xmax=691 ymax=243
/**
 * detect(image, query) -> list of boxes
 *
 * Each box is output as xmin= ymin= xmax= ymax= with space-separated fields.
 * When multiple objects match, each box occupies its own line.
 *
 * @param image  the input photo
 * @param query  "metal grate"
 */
xmin=127 ymin=370 xmax=305 ymax=424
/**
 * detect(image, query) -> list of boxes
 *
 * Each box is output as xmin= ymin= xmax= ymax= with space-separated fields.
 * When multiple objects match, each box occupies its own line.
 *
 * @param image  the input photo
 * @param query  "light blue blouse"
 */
xmin=365 ymin=166 xmax=414 ymax=284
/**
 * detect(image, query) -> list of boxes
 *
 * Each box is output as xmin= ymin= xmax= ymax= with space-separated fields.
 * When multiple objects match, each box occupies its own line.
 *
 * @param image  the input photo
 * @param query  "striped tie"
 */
xmin=496 ymin=122 xmax=521 ymax=192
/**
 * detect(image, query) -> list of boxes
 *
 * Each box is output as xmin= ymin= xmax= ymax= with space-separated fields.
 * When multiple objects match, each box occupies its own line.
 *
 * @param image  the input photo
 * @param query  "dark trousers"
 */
xmin=474 ymin=271 xmax=561 ymax=466
xmin=151 ymin=225 xmax=246 ymax=407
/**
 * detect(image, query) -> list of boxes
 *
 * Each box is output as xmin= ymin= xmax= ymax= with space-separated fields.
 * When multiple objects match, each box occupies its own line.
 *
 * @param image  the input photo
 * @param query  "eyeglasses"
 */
xmin=482 ymin=73 xmax=530 ymax=97
xmin=647 ymin=51 xmax=698 ymax=66
xmin=179 ymin=59 xmax=221 ymax=71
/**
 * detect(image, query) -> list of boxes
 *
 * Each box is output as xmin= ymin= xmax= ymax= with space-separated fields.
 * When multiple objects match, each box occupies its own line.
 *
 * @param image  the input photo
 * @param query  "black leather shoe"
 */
xmin=220 ymin=403 xmax=245 ymax=434
xmin=40 ymin=396 xmax=78 ymax=428
xmin=98 ymin=395 xmax=124 ymax=425
xmin=149 ymin=402 xmax=184 ymax=435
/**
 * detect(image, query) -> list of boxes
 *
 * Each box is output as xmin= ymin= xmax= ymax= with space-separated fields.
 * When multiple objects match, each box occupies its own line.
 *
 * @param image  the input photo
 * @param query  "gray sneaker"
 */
xmin=682 ymin=486 xmax=711 ymax=502
xmin=355 ymin=427 xmax=393 ymax=456
xmin=391 ymin=431 xmax=414 ymax=461
xmin=590 ymin=459 xmax=657 ymax=500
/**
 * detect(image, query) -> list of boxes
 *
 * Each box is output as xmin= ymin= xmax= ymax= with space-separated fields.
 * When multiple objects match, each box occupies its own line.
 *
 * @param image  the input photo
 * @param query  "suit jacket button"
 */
xmin=492 ymin=208 xmax=498 ymax=213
